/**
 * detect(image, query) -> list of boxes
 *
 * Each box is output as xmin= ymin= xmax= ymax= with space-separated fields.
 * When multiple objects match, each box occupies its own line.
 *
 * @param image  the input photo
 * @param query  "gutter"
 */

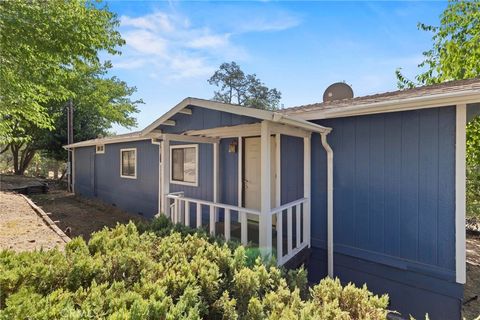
xmin=320 ymin=132 xmax=334 ymax=278
xmin=291 ymin=90 xmax=480 ymax=120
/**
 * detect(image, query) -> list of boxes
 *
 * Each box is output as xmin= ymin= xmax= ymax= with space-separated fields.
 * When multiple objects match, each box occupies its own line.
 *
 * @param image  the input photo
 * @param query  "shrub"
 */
xmin=0 ymin=221 xmax=390 ymax=319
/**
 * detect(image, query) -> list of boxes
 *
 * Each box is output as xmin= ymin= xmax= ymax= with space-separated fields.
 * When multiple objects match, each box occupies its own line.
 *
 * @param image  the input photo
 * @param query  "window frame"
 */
xmin=96 ymin=145 xmax=105 ymax=154
xmin=120 ymin=148 xmax=137 ymax=179
xmin=170 ymin=144 xmax=199 ymax=187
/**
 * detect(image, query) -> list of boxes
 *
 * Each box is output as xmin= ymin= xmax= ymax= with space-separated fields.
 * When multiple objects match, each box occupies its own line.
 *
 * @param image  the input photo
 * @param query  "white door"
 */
xmin=243 ymin=137 xmax=276 ymax=216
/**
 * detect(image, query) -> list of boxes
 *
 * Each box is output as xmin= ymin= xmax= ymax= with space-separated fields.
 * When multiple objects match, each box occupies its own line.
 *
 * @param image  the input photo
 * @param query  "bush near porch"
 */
xmin=0 ymin=218 xmax=389 ymax=320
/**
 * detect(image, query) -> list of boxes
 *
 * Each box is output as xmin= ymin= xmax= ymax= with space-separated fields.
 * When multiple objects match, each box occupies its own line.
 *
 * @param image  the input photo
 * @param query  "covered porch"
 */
xmin=157 ymin=118 xmax=332 ymax=267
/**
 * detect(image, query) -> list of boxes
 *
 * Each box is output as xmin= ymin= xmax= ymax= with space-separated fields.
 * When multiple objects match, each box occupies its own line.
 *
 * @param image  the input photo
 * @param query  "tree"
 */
xmin=3 ymin=65 xmax=141 ymax=175
xmin=396 ymin=0 xmax=480 ymax=217
xmin=0 ymin=0 xmax=124 ymax=138
xmin=396 ymin=0 xmax=480 ymax=89
xmin=208 ymin=62 xmax=282 ymax=110
xmin=0 ymin=0 xmax=141 ymax=175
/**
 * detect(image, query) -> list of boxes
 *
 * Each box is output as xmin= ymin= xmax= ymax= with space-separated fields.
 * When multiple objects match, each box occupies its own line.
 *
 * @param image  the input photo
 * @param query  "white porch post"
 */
xmin=213 ymin=142 xmax=219 ymax=224
xmin=304 ymin=135 xmax=311 ymax=247
xmin=238 ymin=137 xmax=248 ymax=245
xmin=455 ymin=104 xmax=466 ymax=284
xmin=275 ymin=134 xmax=282 ymax=260
xmin=162 ymin=138 xmax=170 ymax=215
xmin=260 ymin=121 xmax=272 ymax=256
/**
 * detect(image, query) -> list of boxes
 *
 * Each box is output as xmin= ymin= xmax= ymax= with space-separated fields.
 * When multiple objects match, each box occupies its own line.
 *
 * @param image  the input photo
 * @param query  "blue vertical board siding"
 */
xmin=74 ymin=147 xmax=95 ymax=197
xmin=309 ymin=106 xmax=460 ymax=319
xmin=159 ymin=105 xmax=259 ymax=134
xmin=74 ymin=140 xmax=159 ymax=219
xmin=220 ymin=138 xmax=239 ymax=206
xmin=437 ymin=107 xmax=456 ymax=270
xmin=311 ymin=106 xmax=457 ymax=276
xmin=280 ymin=135 xmax=304 ymax=204
xmin=400 ymin=111 xmax=419 ymax=261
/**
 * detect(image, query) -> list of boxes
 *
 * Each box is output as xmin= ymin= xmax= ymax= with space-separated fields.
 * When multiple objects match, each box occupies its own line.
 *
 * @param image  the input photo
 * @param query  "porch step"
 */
xmin=282 ymin=246 xmax=312 ymax=270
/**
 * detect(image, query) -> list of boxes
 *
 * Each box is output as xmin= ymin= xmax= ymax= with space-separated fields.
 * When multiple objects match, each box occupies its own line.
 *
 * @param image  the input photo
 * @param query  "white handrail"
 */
xmin=270 ymin=197 xmax=307 ymax=214
xmin=167 ymin=194 xmax=261 ymax=215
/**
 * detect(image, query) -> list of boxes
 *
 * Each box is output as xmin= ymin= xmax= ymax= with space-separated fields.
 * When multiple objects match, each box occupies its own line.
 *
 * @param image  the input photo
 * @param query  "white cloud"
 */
xmin=113 ymin=9 xmax=300 ymax=80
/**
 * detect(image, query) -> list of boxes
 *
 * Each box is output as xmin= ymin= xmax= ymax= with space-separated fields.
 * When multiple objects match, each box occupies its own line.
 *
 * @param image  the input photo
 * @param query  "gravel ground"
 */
xmin=464 ymin=234 xmax=480 ymax=319
xmin=29 ymin=190 xmax=144 ymax=241
xmin=0 ymin=191 xmax=65 ymax=251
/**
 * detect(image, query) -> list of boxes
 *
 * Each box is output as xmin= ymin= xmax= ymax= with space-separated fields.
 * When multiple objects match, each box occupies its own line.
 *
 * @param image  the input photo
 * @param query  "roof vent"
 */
xmin=323 ymin=82 xmax=354 ymax=102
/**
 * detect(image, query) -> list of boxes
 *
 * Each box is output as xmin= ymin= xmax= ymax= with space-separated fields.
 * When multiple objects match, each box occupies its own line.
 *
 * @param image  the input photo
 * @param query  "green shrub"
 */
xmin=0 ymin=221 xmax=390 ymax=319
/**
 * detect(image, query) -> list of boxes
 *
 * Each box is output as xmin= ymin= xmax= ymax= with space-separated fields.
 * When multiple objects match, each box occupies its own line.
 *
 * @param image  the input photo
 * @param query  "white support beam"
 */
xmin=163 ymin=120 xmax=176 ymax=126
xmin=259 ymin=121 xmax=272 ymax=256
xmin=275 ymin=134 xmax=281 ymax=208
xmin=162 ymin=138 xmax=170 ymax=215
xmin=186 ymin=123 xmax=261 ymax=139
xmin=179 ymin=107 xmax=192 ymax=115
xmin=213 ymin=142 xmax=219 ymax=222
xmin=270 ymin=122 xmax=310 ymax=139
xmin=238 ymin=137 xmax=243 ymax=209
xmin=151 ymin=139 xmax=162 ymax=216
xmin=162 ymin=133 xmax=218 ymax=144
xmin=455 ymin=104 xmax=467 ymax=284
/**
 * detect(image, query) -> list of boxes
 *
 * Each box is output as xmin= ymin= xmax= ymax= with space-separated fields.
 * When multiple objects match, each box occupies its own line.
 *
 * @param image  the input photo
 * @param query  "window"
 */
xmin=170 ymin=145 xmax=198 ymax=186
xmin=120 ymin=148 xmax=136 ymax=179
xmin=96 ymin=145 xmax=105 ymax=154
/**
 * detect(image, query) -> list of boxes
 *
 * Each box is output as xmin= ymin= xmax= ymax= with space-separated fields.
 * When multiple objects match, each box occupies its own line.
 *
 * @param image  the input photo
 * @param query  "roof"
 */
xmin=64 ymin=97 xmax=331 ymax=148
xmin=284 ymin=78 xmax=480 ymax=120
xmin=64 ymin=131 xmax=152 ymax=148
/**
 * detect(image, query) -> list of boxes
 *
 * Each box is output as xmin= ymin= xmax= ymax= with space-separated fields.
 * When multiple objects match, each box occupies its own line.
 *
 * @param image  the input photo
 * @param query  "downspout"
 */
xmin=320 ymin=132 xmax=334 ymax=278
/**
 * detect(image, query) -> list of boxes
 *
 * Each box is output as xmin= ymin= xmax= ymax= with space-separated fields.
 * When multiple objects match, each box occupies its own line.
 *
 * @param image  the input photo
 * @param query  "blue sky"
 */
xmin=105 ymin=1 xmax=448 ymax=134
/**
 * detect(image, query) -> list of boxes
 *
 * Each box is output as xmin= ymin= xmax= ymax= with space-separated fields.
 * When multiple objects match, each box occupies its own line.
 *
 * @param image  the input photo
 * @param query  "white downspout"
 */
xmin=321 ymin=132 xmax=334 ymax=278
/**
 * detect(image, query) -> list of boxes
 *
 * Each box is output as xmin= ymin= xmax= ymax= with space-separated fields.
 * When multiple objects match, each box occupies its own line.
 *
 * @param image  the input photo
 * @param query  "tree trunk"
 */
xmin=10 ymin=143 xmax=36 ymax=175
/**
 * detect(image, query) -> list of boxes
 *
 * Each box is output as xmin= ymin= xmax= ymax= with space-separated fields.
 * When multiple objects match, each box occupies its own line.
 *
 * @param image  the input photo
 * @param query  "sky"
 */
xmin=105 ymin=0 xmax=448 ymax=134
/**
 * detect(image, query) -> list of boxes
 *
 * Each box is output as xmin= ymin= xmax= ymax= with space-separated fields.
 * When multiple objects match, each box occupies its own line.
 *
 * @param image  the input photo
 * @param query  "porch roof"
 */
xmin=64 ymin=97 xmax=331 ymax=149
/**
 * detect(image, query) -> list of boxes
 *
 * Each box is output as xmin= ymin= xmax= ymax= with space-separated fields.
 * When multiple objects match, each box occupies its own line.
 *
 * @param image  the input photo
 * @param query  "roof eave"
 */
xmin=287 ymin=90 xmax=480 ymax=120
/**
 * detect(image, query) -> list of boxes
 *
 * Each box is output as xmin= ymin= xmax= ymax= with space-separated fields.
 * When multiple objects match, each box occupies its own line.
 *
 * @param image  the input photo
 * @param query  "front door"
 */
xmin=243 ymin=137 xmax=276 ymax=215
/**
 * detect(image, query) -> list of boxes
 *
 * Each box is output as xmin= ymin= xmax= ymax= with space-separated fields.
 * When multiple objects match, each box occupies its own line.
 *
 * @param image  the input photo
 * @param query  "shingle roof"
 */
xmin=284 ymin=78 xmax=480 ymax=115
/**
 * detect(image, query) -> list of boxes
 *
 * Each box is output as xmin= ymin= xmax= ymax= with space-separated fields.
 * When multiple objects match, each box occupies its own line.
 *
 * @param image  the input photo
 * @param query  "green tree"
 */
xmin=0 ymin=0 xmax=141 ymax=175
xmin=396 ymin=0 xmax=480 ymax=217
xmin=0 ymin=0 xmax=124 ymax=137
xmin=208 ymin=62 xmax=282 ymax=110
xmin=3 ymin=66 xmax=141 ymax=175
xmin=396 ymin=0 xmax=480 ymax=89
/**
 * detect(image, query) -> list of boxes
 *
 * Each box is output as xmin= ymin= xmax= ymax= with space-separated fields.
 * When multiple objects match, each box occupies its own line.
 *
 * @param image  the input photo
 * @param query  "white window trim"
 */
xmin=96 ymin=145 xmax=105 ymax=154
xmin=120 ymin=148 xmax=137 ymax=179
xmin=170 ymin=144 xmax=199 ymax=187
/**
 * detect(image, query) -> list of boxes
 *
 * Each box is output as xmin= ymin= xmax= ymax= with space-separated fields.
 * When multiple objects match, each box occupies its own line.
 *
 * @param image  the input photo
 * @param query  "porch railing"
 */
xmin=271 ymin=198 xmax=309 ymax=266
xmin=166 ymin=193 xmax=309 ymax=266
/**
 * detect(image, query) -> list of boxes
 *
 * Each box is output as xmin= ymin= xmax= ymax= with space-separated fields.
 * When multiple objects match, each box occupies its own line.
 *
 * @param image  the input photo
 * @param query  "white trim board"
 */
xmin=455 ymin=104 xmax=466 ymax=284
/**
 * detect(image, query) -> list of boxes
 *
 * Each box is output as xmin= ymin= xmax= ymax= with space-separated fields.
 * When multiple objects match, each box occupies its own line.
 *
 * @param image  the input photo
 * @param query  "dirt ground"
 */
xmin=29 ymin=190 xmax=144 ymax=241
xmin=0 ymin=191 xmax=65 ymax=251
xmin=464 ymin=234 xmax=480 ymax=319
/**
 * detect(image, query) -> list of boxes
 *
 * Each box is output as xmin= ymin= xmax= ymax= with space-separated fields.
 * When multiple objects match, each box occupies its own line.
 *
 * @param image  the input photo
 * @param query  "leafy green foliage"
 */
xmin=0 ymin=0 xmax=125 ymax=135
xmin=396 ymin=0 xmax=480 ymax=89
xmin=208 ymin=62 xmax=282 ymax=110
xmin=0 ymin=221 xmax=390 ymax=319
xmin=0 ymin=1 xmax=141 ymax=174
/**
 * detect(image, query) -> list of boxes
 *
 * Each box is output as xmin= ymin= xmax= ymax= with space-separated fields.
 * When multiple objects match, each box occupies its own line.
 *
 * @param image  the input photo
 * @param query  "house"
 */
xmin=64 ymin=78 xmax=480 ymax=319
